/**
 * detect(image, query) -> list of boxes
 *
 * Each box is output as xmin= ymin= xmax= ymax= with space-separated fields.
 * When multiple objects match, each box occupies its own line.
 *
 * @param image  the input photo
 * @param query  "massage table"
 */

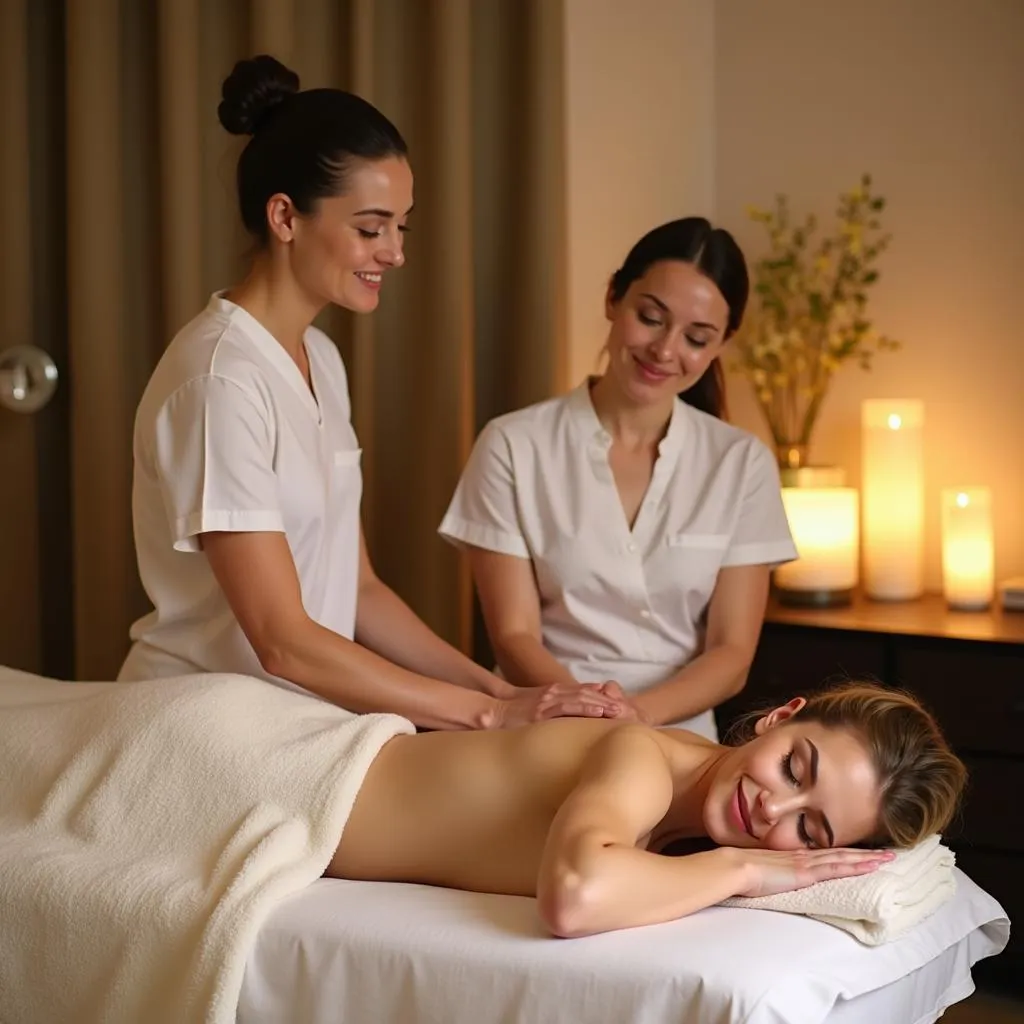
xmin=239 ymin=870 xmax=1008 ymax=1024
xmin=0 ymin=665 xmax=1008 ymax=1023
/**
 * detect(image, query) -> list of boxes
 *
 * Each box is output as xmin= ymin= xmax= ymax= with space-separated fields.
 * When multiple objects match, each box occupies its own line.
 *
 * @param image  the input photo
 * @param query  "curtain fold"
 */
xmin=0 ymin=0 xmax=40 ymax=669
xmin=12 ymin=0 xmax=567 ymax=679
xmin=66 ymin=0 xmax=137 ymax=679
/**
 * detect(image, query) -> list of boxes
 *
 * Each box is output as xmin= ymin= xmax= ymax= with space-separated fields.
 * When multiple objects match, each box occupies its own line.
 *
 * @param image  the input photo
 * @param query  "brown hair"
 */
xmin=727 ymin=682 xmax=967 ymax=848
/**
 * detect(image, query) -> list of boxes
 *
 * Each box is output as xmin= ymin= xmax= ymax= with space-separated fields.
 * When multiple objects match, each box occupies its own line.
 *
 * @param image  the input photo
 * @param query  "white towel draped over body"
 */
xmin=0 ymin=668 xmax=413 ymax=1024
xmin=721 ymin=834 xmax=957 ymax=945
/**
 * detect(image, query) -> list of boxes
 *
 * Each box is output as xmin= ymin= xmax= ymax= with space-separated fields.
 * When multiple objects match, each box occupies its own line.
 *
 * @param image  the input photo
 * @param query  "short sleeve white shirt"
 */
xmin=439 ymin=381 xmax=797 ymax=737
xmin=119 ymin=294 xmax=362 ymax=692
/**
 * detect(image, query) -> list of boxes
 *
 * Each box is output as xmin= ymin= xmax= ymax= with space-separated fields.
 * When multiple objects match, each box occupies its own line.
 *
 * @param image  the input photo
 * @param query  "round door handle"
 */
xmin=0 ymin=345 xmax=59 ymax=414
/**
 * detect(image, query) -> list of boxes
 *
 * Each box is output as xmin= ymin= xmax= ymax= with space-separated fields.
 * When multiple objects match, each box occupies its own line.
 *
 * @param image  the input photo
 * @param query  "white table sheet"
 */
xmin=239 ymin=868 xmax=1008 ymax=1024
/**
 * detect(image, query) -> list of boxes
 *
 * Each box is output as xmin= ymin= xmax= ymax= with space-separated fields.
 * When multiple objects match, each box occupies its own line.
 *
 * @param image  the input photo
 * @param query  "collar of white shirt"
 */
xmin=208 ymin=291 xmax=322 ymax=426
xmin=567 ymin=377 xmax=688 ymax=456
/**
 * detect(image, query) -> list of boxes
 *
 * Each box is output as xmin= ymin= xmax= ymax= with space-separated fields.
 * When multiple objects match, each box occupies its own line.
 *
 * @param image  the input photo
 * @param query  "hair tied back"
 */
xmin=218 ymin=54 xmax=300 ymax=137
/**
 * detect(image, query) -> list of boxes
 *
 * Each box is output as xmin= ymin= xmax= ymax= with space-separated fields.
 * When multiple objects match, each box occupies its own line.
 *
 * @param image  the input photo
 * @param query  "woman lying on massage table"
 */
xmin=330 ymin=681 xmax=965 ymax=937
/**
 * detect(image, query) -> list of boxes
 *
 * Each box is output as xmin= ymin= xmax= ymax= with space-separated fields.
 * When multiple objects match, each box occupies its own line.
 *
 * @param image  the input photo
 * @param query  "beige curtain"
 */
xmin=10 ymin=0 xmax=567 ymax=680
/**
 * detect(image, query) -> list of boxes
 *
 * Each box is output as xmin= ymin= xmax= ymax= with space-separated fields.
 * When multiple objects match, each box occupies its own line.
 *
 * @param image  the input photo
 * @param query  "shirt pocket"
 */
xmin=333 ymin=449 xmax=363 ymax=469
xmin=328 ymin=448 xmax=364 ymax=508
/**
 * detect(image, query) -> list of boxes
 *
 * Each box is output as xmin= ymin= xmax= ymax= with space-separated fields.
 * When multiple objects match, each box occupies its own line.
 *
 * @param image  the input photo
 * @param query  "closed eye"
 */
xmin=686 ymin=335 xmax=708 ymax=349
xmin=781 ymin=750 xmax=800 ymax=787
xmin=358 ymin=225 xmax=411 ymax=239
xmin=638 ymin=312 xmax=663 ymax=327
xmin=797 ymin=814 xmax=818 ymax=850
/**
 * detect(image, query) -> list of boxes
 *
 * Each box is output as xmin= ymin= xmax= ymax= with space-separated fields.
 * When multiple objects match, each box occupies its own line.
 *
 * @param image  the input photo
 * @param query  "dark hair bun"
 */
xmin=218 ymin=55 xmax=300 ymax=136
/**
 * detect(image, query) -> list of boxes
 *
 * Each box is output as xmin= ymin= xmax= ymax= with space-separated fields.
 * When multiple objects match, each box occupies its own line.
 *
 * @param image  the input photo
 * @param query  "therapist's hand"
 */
xmin=489 ymin=682 xmax=626 ymax=729
xmin=594 ymin=681 xmax=652 ymax=724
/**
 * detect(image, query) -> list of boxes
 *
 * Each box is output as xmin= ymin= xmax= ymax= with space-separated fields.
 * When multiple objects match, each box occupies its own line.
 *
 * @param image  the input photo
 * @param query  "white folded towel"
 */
xmin=720 ymin=834 xmax=956 ymax=945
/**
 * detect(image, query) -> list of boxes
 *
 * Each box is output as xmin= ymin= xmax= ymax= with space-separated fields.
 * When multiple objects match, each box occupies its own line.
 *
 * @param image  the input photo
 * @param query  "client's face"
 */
xmin=703 ymin=706 xmax=882 ymax=852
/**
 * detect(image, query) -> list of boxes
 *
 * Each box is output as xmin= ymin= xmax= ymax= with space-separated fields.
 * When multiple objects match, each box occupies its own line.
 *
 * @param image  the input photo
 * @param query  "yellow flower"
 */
xmin=814 ymin=255 xmax=830 ymax=273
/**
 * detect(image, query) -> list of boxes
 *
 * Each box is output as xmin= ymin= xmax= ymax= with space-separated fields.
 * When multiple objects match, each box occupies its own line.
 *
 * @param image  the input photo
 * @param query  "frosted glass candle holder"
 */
xmin=774 ymin=487 xmax=859 ymax=607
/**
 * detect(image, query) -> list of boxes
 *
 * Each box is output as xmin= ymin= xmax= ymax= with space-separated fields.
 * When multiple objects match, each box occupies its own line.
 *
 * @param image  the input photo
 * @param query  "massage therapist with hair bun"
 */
xmin=119 ymin=55 xmax=625 ymax=731
xmin=440 ymin=218 xmax=799 ymax=740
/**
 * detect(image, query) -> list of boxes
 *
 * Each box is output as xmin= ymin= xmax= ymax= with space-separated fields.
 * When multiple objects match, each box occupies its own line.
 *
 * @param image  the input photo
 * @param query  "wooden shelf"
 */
xmin=765 ymin=590 xmax=1024 ymax=646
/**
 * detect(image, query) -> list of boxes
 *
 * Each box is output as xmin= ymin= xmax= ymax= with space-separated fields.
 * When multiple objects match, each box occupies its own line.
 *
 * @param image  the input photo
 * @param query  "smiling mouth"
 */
xmin=355 ymin=271 xmax=382 ymax=288
xmin=633 ymin=355 xmax=673 ymax=381
xmin=736 ymin=781 xmax=755 ymax=838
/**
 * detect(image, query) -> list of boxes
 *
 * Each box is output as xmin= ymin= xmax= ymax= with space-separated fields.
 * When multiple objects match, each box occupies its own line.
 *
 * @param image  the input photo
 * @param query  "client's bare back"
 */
xmin=329 ymin=718 xmax=633 ymax=896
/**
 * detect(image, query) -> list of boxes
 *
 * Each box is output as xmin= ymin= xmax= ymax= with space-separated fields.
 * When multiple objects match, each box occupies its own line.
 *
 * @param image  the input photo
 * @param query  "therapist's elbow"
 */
xmin=250 ymin=619 xmax=315 ymax=680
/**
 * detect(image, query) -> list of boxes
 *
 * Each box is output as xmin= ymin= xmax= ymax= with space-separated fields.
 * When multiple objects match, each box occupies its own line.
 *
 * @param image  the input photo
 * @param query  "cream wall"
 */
xmin=563 ymin=0 xmax=715 ymax=387
xmin=715 ymin=0 xmax=1024 ymax=590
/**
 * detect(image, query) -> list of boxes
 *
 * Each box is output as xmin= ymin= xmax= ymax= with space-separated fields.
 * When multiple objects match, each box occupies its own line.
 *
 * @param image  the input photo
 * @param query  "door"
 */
xmin=0 ymin=0 xmax=73 ymax=677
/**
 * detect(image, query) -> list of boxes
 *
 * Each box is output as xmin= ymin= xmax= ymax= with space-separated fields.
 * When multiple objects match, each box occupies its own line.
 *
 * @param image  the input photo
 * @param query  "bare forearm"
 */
xmin=262 ymin=617 xmax=498 ymax=730
xmin=633 ymin=644 xmax=753 ymax=726
xmin=355 ymin=579 xmax=513 ymax=699
xmin=539 ymin=844 xmax=748 ymax=937
xmin=492 ymin=632 xmax=578 ymax=689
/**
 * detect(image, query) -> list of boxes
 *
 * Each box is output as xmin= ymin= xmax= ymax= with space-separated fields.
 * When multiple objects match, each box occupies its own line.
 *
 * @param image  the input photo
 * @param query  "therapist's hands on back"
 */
xmin=489 ymin=681 xmax=629 ymax=728
xmin=593 ymin=681 xmax=650 ymax=724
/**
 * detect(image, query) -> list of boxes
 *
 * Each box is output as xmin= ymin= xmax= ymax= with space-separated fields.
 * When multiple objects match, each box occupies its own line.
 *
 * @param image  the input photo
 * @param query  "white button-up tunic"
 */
xmin=440 ymin=381 xmax=797 ymax=738
xmin=119 ymin=294 xmax=362 ymax=692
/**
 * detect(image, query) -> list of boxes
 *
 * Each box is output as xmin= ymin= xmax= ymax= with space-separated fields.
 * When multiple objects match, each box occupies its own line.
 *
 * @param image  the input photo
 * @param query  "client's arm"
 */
xmin=536 ymin=726 xmax=890 ymax=937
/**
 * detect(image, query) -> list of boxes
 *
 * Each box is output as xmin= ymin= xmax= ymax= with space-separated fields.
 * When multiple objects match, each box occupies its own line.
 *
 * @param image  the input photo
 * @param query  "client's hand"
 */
xmin=730 ymin=846 xmax=895 ymax=899
xmin=490 ymin=682 xmax=626 ymax=729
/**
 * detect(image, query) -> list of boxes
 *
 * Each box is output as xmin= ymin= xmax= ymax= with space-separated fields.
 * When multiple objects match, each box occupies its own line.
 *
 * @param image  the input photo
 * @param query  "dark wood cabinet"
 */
xmin=715 ymin=592 xmax=1024 ymax=991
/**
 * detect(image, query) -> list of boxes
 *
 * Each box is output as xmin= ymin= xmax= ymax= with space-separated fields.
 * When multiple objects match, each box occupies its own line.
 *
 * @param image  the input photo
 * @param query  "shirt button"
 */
xmin=640 ymin=609 xmax=652 ymax=619
xmin=627 ymin=542 xmax=637 ymax=553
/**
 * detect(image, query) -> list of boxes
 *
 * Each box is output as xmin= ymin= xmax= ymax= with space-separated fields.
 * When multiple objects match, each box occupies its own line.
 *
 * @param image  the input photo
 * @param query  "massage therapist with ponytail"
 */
xmin=440 ymin=219 xmax=798 ymax=739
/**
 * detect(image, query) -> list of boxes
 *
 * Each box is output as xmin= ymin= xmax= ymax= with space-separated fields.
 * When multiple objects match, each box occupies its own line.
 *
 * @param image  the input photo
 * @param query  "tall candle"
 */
xmin=861 ymin=400 xmax=925 ymax=600
xmin=941 ymin=488 xmax=994 ymax=610
xmin=774 ymin=488 xmax=859 ymax=603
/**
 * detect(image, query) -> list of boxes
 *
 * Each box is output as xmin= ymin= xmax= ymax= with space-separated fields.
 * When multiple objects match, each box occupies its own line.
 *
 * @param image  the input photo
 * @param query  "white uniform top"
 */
xmin=119 ymin=293 xmax=362 ymax=692
xmin=439 ymin=381 xmax=797 ymax=739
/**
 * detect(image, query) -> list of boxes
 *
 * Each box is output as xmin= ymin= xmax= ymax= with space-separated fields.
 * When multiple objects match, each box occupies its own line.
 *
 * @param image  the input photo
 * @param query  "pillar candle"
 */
xmin=941 ymin=488 xmax=994 ymax=610
xmin=861 ymin=400 xmax=925 ymax=600
xmin=774 ymin=488 xmax=859 ymax=600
